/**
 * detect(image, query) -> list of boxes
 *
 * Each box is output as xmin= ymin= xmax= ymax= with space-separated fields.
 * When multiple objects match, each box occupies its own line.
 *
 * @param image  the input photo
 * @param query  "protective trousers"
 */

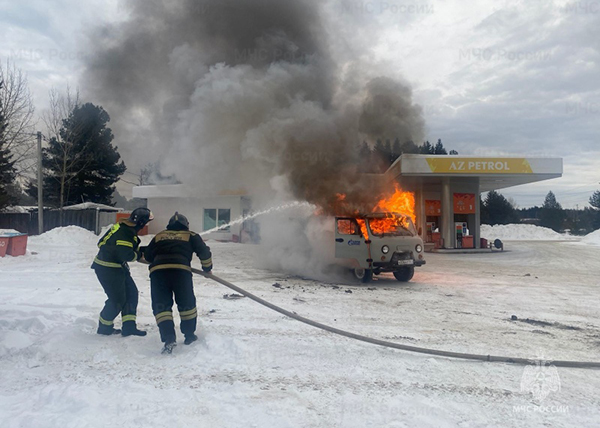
xmin=95 ymin=267 xmax=139 ymax=334
xmin=150 ymin=269 xmax=198 ymax=343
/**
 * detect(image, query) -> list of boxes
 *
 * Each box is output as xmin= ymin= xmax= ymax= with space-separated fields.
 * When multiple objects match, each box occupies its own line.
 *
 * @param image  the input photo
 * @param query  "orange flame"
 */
xmin=373 ymin=183 xmax=415 ymax=221
xmin=356 ymin=218 xmax=368 ymax=238
xmin=367 ymin=184 xmax=416 ymax=235
xmin=333 ymin=183 xmax=416 ymax=237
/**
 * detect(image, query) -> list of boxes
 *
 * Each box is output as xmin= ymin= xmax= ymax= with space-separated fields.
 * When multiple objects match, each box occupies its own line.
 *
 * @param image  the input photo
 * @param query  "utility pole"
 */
xmin=37 ymin=131 xmax=43 ymax=234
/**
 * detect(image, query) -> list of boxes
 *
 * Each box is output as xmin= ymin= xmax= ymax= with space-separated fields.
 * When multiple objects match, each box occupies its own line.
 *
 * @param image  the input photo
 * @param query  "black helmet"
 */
xmin=168 ymin=212 xmax=189 ymax=229
xmin=129 ymin=207 xmax=154 ymax=228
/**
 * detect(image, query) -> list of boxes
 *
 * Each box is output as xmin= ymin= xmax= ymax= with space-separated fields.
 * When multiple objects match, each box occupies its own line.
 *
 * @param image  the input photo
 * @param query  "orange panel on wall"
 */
xmin=425 ymin=200 xmax=441 ymax=216
xmin=453 ymin=193 xmax=476 ymax=214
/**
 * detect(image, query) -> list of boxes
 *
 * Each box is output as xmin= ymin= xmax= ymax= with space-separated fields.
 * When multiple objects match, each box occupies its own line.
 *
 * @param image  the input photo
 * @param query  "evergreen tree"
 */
xmin=434 ymin=138 xmax=447 ymax=154
xmin=449 ymin=149 xmax=459 ymax=155
xmin=38 ymin=103 xmax=125 ymax=207
xmin=480 ymin=195 xmax=490 ymax=225
xmin=419 ymin=140 xmax=434 ymax=154
xmin=357 ymin=141 xmax=373 ymax=173
xmin=391 ymin=138 xmax=401 ymax=163
xmin=588 ymin=190 xmax=600 ymax=231
xmin=401 ymin=140 xmax=419 ymax=154
xmin=384 ymin=139 xmax=392 ymax=164
xmin=589 ymin=190 xmax=600 ymax=210
xmin=539 ymin=191 xmax=564 ymax=232
xmin=0 ymin=80 xmax=17 ymax=209
xmin=372 ymin=139 xmax=389 ymax=172
xmin=482 ymin=190 xmax=518 ymax=225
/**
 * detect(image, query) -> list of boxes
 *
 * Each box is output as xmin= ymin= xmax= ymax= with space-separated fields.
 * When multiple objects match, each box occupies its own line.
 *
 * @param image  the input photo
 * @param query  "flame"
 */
xmin=374 ymin=183 xmax=415 ymax=221
xmin=332 ymin=183 xmax=416 ymax=237
xmin=368 ymin=184 xmax=416 ymax=235
xmin=356 ymin=218 xmax=368 ymax=238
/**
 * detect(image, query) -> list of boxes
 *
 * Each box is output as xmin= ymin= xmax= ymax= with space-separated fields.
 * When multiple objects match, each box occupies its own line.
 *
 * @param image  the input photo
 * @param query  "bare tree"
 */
xmin=42 ymin=86 xmax=80 ymax=143
xmin=41 ymin=86 xmax=92 ymax=211
xmin=0 ymin=59 xmax=36 ymax=181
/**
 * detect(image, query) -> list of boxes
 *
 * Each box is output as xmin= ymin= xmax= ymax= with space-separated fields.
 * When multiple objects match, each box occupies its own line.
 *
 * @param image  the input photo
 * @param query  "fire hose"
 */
xmin=155 ymin=262 xmax=600 ymax=369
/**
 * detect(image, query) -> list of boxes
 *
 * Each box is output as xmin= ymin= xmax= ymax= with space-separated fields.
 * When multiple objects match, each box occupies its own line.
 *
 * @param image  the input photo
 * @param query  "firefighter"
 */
xmin=91 ymin=207 xmax=153 ymax=337
xmin=144 ymin=212 xmax=212 ymax=354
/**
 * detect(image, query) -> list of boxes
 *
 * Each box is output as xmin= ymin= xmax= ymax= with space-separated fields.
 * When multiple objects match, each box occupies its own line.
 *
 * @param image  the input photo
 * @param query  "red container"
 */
xmin=116 ymin=212 xmax=148 ymax=236
xmin=7 ymin=234 xmax=28 ymax=256
xmin=462 ymin=236 xmax=473 ymax=249
xmin=0 ymin=237 xmax=9 ymax=257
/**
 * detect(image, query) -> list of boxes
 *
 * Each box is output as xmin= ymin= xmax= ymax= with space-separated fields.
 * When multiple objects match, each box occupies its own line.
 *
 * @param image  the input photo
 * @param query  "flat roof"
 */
xmin=386 ymin=154 xmax=562 ymax=192
xmin=133 ymin=184 xmax=248 ymax=199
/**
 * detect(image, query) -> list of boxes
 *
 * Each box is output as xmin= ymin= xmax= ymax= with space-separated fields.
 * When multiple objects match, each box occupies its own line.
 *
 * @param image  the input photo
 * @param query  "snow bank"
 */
xmin=29 ymin=226 xmax=98 ymax=246
xmin=580 ymin=229 xmax=600 ymax=246
xmin=480 ymin=224 xmax=567 ymax=241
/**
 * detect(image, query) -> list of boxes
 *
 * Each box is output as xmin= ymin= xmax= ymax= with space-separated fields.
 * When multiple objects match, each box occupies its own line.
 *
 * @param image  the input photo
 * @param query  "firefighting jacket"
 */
xmin=91 ymin=220 xmax=141 ymax=269
xmin=144 ymin=227 xmax=212 ymax=274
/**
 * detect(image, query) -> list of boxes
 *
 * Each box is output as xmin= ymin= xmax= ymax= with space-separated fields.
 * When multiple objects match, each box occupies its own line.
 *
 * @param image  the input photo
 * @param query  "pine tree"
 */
xmin=401 ymin=140 xmax=419 ymax=154
xmin=357 ymin=141 xmax=373 ymax=173
xmin=372 ymin=139 xmax=388 ymax=172
xmin=419 ymin=140 xmax=434 ymax=154
xmin=0 ymin=80 xmax=17 ymax=209
xmin=434 ymin=138 xmax=447 ymax=155
xmin=40 ymin=103 xmax=125 ymax=207
xmin=384 ymin=139 xmax=392 ymax=164
xmin=391 ymin=138 xmax=401 ymax=163
xmin=539 ymin=191 xmax=564 ymax=232
xmin=482 ymin=190 xmax=518 ymax=225
xmin=589 ymin=190 xmax=600 ymax=210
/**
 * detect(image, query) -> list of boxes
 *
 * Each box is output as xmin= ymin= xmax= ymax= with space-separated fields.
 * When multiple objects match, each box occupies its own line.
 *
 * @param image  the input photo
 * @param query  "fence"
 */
xmin=0 ymin=209 xmax=118 ymax=235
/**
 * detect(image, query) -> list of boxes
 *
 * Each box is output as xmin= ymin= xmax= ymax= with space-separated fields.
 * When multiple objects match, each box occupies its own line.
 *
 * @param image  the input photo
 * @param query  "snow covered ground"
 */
xmin=1 ymin=224 xmax=599 ymax=427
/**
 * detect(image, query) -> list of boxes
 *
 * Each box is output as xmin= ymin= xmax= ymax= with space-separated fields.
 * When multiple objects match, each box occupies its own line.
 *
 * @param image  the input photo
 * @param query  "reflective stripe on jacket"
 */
xmin=144 ymin=228 xmax=212 ymax=274
xmin=91 ymin=221 xmax=140 ymax=269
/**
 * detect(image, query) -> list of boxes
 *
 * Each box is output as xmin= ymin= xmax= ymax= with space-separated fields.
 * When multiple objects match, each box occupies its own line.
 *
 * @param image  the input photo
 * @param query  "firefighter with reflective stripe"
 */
xmin=91 ymin=207 xmax=154 ymax=337
xmin=144 ymin=212 xmax=213 ymax=354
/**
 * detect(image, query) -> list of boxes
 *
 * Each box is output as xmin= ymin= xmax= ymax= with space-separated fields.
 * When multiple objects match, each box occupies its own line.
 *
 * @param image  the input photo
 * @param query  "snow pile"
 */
xmin=480 ymin=224 xmax=568 ymax=241
xmin=580 ymin=229 xmax=600 ymax=246
xmin=29 ymin=226 xmax=98 ymax=246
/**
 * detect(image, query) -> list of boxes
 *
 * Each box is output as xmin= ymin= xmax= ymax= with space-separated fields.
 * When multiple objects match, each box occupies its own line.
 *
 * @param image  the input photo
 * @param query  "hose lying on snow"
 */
xmin=191 ymin=267 xmax=600 ymax=369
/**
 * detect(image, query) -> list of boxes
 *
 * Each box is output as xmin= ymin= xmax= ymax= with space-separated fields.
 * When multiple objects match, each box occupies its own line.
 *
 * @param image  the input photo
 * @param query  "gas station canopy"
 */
xmin=385 ymin=154 xmax=563 ymax=250
xmin=386 ymin=154 xmax=563 ymax=191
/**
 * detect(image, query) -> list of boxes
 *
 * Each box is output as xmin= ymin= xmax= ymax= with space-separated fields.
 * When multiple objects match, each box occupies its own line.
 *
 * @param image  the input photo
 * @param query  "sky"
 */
xmin=1 ymin=0 xmax=599 ymax=208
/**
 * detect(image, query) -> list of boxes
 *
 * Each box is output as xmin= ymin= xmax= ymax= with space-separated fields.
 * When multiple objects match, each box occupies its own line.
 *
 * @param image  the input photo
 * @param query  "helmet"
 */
xmin=129 ymin=207 xmax=154 ymax=228
xmin=168 ymin=212 xmax=189 ymax=229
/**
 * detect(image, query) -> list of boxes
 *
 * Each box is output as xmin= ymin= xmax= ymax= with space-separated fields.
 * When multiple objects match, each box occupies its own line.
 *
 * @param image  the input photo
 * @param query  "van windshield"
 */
xmin=367 ymin=214 xmax=416 ymax=237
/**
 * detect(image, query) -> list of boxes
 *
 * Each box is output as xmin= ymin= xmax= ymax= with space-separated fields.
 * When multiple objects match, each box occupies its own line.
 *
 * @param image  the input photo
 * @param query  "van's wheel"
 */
xmin=393 ymin=267 xmax=414 ymax=282
xmin=353 ymin=268 xmax=373 ymax=283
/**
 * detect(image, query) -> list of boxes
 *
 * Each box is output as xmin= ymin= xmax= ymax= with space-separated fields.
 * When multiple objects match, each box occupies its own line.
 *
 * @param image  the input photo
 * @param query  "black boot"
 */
xmin=162 ymin=341 xmax=177 ymax=354
xmin=97 ymin=322 xmax=121 ymax=335
xmin=184 ymin=334 xmax=198 ymax=345
xmin=97 ymin=327 xmax=121 ymax=335
xmin=122 ymin=321 xmax=147 ymax=337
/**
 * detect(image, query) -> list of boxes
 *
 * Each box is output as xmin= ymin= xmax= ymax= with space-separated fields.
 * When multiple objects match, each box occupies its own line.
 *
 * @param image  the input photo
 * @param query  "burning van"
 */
xmin=334 ymin=212 xmax=425 ymax=283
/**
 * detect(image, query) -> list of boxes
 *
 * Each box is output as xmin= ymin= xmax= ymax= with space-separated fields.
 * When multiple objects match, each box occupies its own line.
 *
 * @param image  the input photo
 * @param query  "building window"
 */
xmin=203 ymin=208 xmax=231 ymax=232
xmin=218 ymin=209 xmax=231 ymax=231
xmin=203 ymin=209 xmax=216 ymax=231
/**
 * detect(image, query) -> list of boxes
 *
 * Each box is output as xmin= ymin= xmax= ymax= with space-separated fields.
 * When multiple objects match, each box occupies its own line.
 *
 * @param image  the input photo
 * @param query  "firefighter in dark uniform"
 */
xmin=91 ymin=207 xmax=153 ymax=336
xmin=144 ymin=212 xmax=212 ymax=354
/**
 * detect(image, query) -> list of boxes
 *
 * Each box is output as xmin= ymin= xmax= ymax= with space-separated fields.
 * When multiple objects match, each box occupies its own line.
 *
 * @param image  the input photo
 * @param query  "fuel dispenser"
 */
xmin=454 ymin=222 xmax=469 ymax=248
